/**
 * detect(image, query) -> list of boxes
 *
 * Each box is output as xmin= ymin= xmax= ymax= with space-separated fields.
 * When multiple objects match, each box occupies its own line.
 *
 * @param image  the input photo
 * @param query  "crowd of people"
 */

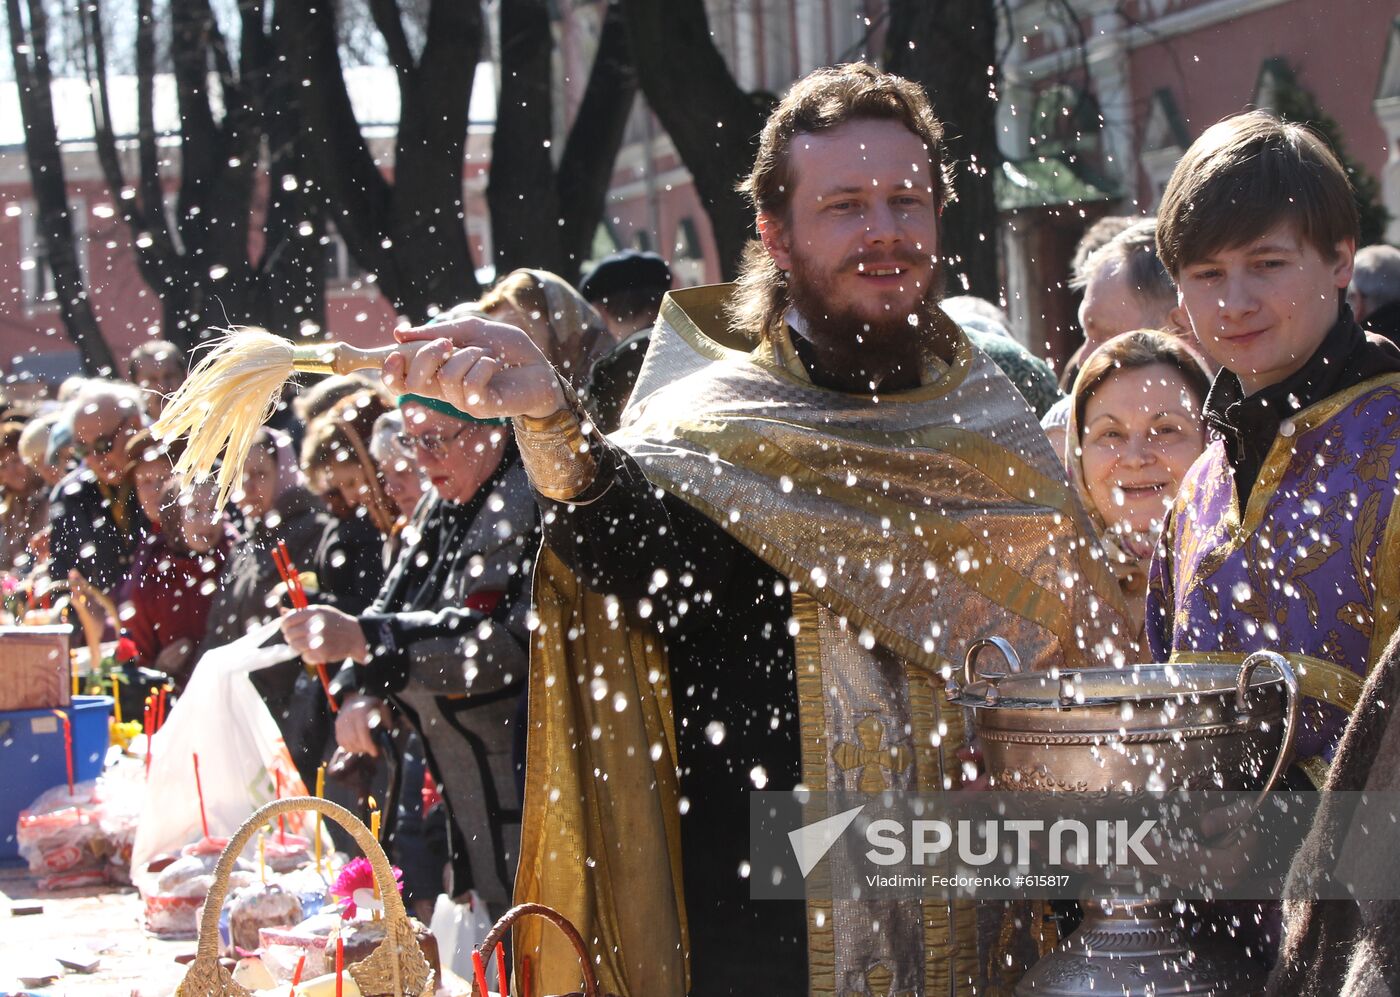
xmin=3 ymin=59 xmax=1400 ymax=995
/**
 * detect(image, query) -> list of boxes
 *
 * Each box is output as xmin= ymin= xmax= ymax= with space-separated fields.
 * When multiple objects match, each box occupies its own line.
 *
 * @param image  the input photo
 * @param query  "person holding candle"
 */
xmin=279 ymin=392 xmax=539 ymax=924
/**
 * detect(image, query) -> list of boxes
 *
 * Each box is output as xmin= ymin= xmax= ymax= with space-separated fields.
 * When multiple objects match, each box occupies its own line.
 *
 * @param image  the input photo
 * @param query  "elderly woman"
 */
xmin=1067 ymin=329 xmax=1211 ymax=652
xmin=369 ymin=409 xmax=426 ymax=569
xmin=51 ymin=381 xmax=151 ymax=595
xmin=280 ymin=394 xmax=539 ymax=919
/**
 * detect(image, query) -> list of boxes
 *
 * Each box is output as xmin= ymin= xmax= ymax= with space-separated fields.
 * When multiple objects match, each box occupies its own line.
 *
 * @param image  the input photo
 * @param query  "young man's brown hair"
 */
xmin=1156 ymin=110 xmax=1358 ymax=277
xmin=729 ymin=62 xmax=953 ymax=336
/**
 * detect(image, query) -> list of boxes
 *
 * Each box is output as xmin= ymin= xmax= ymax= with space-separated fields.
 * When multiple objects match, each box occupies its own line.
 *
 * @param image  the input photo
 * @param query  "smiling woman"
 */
xmin=1068 ymin=330 xmax=1211 ymax=651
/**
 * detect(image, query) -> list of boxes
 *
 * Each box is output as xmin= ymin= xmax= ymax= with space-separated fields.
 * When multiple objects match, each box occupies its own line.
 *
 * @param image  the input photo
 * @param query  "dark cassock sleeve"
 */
xmin=535 ymin=435 xmax=743 ymax=634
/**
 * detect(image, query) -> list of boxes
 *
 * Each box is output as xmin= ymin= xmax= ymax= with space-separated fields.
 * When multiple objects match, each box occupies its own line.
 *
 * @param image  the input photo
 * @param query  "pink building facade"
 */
xmin=997 ymin=0 xmax=1399 ymax=362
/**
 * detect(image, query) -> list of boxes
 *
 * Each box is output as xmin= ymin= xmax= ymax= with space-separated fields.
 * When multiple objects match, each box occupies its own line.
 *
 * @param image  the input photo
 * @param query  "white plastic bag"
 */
xmin=130 ymin=619 xmax=311 ymax=874
xmin=429 ymin=891 xmax=495 ymax=982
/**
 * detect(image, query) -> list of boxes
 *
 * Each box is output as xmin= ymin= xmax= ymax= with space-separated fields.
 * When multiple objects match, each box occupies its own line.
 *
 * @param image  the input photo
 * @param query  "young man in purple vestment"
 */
xmin=1146 ymin=110 xmax=1400 ymax=777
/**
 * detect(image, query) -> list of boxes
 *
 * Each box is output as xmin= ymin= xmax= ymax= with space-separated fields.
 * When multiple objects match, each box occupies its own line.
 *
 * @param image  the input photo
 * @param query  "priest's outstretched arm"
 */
xmin=524 ymin=414 xmax=741 ymax=628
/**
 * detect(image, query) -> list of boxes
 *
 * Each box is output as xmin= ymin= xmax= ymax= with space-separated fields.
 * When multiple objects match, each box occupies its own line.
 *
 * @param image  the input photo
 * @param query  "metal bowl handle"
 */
xmin=962 ymin=636 xmax=1023 ymax=686
xmin=1235 ymin=650 xmax=1299 ymax=810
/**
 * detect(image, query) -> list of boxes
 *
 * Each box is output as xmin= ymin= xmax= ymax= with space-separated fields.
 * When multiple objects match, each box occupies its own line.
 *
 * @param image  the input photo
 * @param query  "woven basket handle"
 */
xmin=185 ymin=796 xmax=416 ymax=995
xmin=474 ymin=903 xmax=599 ymax=997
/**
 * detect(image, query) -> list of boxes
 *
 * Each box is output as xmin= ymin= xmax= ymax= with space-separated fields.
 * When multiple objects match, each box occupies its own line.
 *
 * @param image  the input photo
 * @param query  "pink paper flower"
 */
xmin=330 ymin=856 xmax=403 ymax=919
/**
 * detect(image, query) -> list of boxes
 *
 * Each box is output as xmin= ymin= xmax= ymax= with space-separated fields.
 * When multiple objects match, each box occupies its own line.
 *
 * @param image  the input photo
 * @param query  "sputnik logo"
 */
xmin=788 ymin=805 xmax=865 ymax=877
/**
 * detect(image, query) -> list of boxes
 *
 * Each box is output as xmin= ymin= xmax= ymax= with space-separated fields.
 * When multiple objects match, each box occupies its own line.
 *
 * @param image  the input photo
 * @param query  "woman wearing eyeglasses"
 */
xmin=278 ymin=392 xmax=539 ymax=922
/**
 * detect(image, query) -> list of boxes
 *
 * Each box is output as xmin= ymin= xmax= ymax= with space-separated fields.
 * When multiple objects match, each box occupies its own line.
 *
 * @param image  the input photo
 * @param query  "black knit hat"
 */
xmin=578 ymin=251 xmax=673 ymax=303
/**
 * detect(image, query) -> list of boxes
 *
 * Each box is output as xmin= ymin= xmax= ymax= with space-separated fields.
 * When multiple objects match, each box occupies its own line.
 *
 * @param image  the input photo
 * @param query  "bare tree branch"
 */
xmin=368 ymin=0 xmax=415 ymax=83
xmin=886 ymin=0 xmax=1002 ymax=298
xmin=79 ymin=0 xmax=176 ymax=295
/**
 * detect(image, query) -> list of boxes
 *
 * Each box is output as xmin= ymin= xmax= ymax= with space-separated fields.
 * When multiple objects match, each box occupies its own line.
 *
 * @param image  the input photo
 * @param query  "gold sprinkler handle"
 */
xmin=291 ymin=342 xmax=403 ymax=376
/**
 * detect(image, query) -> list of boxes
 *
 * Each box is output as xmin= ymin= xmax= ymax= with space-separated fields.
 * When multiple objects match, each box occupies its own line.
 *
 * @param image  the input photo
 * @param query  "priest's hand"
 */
xmin=335 ymin=694 xmax=393 ymax=757
xmin=279 ymin=605 xmax=370 ymax=665
xmin=383 ymin=315 xmax=567 ymax=420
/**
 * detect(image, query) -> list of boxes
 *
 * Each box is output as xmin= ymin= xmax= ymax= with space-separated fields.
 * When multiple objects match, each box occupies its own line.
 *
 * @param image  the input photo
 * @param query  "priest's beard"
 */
xmin=786 ymin=245 xmax=944 ymax=381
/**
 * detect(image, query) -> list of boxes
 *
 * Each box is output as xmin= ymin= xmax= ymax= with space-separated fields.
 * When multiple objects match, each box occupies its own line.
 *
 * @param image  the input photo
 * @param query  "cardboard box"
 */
xmin=0 ymin=625 xmax=73 ymax=711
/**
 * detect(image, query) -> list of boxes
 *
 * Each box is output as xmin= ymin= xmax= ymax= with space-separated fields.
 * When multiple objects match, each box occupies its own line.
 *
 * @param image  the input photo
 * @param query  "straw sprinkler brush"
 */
xmin=151 ymin=330 xmax=411 ymax=509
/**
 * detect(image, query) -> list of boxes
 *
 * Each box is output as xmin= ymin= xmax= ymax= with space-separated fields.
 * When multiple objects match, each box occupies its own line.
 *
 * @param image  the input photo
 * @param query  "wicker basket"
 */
xmin=174 ymin=796 xmax=434 ymax=997
xmin=473 ymin=903 xmax=605 ymax=997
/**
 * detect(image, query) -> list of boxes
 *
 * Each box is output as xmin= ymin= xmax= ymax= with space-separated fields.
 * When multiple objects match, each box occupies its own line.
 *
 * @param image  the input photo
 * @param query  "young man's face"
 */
xmin=1175 ymin=224 xmax=1354 ymax=395
xmin=760 ymin=118 xmax=940 ymax=348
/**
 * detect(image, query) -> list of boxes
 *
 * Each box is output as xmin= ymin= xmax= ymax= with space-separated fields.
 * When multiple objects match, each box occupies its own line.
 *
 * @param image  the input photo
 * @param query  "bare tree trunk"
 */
xmin=488 ymin=0 xmax=561 ymax=276
xmin=7 ymin=0 xmax=116 ymax=375
xmin=555 ymin=0 xmax=638 ymax=284
xmin=886 ymin=0 xmax=1002 ymax=300
xmin=620 ymin=0 xmax=766 ymax=280
xmin=489 ymin=0 xmax=638 ymax=285
xmin=280 ymin=0 xmax=483 ymax=323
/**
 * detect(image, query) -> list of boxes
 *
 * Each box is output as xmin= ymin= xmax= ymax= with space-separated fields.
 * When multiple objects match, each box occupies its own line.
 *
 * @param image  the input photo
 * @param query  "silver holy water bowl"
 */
xmin=946 ymin=637 xmax=1299 ymax=997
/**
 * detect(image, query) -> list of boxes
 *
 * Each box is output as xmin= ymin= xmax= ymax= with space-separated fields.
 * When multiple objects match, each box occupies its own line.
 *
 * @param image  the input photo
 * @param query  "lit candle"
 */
xmin=110 ymin=672 xmax=122 ymax=726
xmin=335 ymin=935 xmax=344 ymax=997
xmin=368 ymin=799 xmax=381 ymax=920
xmin=314 ymin=764 xmax=326 ymax=877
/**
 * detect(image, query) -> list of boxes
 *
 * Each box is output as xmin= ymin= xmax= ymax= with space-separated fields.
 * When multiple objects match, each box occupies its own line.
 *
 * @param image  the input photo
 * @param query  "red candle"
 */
xmin=335 ymin=935 xmax=345 ymax=997
xmin=156 ymin=686 xmax=168 ymax=729
xmin=472 ymin=950 xmax=490 ymax=997
xmin=192 ymin=753 xmax=210 ymax=839
xmin=288 ymin=953 xmax=307 ymax=997
xmin=521 ymin=955 xmax=532 ymax=997
xmin=496 ymin=942 xmax=509 ymax=997
xmin=144 ymin=696 xmax=154 ymax=778
xmin=54 ymin=710 xmax=73 ymax=795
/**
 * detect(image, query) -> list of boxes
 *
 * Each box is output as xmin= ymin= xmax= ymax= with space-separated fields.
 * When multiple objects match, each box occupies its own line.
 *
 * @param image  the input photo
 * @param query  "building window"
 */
xmin=19 ymin=199 xmax=87 ymax=310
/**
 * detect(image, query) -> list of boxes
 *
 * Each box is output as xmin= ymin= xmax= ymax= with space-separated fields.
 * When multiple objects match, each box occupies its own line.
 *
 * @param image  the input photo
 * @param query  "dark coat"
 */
xmin=197 ymin=484 xmax=331 ymax=655
xmin=354 ymin=456 xmax=538 ymax=912
xmin=1266 ymin=628 xmax=1400 ymax=996
xmin=48 ymin=467 xmax=149 ymax=595
xmin=540 ymin=440 xmax=808 ymax=993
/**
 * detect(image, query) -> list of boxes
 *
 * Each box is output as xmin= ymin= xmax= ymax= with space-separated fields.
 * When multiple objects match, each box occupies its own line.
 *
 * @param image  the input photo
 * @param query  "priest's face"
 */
xmin=760 ymin=117 xmax=941 ymax=350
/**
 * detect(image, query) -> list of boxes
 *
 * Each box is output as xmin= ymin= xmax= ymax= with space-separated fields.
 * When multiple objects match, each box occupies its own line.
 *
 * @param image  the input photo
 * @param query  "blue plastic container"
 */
xmin=0 ymin=695 xmax=112 ymax=860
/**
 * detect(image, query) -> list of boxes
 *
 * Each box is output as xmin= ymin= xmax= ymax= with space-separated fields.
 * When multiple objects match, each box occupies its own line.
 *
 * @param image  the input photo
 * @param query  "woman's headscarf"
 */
xmin=1066 ymin=330 xmax=1211 ymax=637
xmin=300 ymin=389 xmax=396 ymax=536
xmin=469 ymin=268 xmax=611 ymax=391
